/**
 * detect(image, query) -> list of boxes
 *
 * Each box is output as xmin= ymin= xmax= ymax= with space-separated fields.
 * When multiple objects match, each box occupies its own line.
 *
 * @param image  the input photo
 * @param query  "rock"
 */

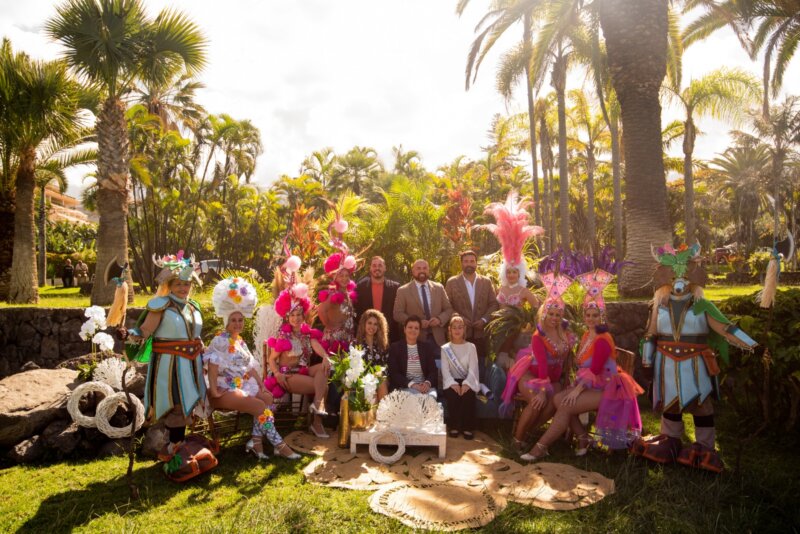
xmin=0 ymin=368 xmax=80 ymax=447
xmin=42 ymin=419 xmax=81 ymax=457
xmin=77 ymin=427 xmax=105 ymax=456
xmin=141 ymin=422 xmax=169 ymax=458
xmin=40 ymin=335 xmax=60 ymax=365
xmin=7 ymin=435 xmax=45 ymax=463
xmin=97 ymin=438 xmax=133 ymax=458
xmin=32 ymin=315 xmax=52 ymax=336
xmin=59 ymin=318 xmax=83 ymax=343
xmin=20 ymin=361 xmax=40 ymax=371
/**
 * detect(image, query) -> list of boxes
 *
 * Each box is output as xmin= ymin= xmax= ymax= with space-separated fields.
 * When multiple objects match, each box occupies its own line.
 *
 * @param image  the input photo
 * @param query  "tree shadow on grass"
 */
xmin=18 ymin=444 xmax=308 ymax=534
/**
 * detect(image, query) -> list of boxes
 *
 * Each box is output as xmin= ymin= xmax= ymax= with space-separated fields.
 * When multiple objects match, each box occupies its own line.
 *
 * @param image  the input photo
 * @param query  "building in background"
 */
xmin=44 ymin=185 xmax=97 ymax=225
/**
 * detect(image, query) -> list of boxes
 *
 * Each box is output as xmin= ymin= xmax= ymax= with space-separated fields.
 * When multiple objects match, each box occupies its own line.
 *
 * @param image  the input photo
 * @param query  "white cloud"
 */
xmin=1 ymin=0 xmax=798 ymax=197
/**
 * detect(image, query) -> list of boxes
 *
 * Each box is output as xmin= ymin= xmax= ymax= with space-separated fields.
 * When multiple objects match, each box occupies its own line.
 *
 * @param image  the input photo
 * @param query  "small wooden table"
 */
xmin=350 ymin=426 xmax=447 ymax=459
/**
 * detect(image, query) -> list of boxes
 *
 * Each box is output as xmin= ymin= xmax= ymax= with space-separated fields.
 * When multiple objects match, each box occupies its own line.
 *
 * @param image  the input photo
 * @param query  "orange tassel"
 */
xmin=107 ymin=281 xmax=129 ymax=327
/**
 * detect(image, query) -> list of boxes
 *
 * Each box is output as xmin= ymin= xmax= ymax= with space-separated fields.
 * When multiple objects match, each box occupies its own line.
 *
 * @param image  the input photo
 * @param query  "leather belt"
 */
xmin=153 ymin=339 xmax=203 ymax=360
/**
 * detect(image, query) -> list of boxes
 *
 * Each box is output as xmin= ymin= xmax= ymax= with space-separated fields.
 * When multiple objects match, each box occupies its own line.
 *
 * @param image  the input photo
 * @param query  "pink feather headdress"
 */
xmin=576 ymin=269 xmax=614 ymax=311
xmin=323 ymin=212 xmax=357 ymax=276
xmin=478 ymin=191 xmax=544 ymax=287
xmin=274 ymin=241 xmax=311 ymax=319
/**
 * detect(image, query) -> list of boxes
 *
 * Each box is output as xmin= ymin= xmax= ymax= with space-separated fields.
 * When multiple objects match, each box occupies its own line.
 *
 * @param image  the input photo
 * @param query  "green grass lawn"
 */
xmin=1 ymin=406 xmax=797 ymax=533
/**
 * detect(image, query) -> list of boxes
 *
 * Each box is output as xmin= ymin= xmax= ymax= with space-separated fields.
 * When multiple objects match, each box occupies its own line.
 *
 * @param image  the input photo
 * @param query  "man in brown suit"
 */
xmin=393 ymin=259 xmax=453 ymax=346
xmin=445 ymin=250 xmax=499 ymax=382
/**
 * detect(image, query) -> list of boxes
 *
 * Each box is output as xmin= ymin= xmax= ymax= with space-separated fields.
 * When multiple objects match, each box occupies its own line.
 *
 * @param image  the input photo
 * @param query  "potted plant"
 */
xmin=330 ymin=345 xmax=384 ymax=430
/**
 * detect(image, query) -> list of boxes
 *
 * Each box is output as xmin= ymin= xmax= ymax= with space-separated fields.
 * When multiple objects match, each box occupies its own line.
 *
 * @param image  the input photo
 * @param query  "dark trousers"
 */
xmin=444 ymin=379 xmax=476 ymax=432
xmin=468 ymin=336 xmax=487 ymax=384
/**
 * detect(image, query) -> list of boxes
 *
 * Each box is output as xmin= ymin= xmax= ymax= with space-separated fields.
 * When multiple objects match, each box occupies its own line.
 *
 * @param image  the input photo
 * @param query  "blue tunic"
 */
xmin=143 ymin=294 xmax=205 ymax=422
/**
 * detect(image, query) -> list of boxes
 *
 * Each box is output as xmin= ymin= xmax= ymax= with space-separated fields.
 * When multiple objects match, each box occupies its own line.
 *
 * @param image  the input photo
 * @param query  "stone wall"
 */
xmin=0 ymin=307 xmax=144 ymax=377
xmin=0 ymin=302 xmax=652 ymax=377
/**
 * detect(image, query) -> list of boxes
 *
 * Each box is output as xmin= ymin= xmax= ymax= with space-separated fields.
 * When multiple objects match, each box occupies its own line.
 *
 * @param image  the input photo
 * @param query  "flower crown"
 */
xmin=153 ymin=250 xmax=201 ymax=285
xmin=212 ymin=277 xmax=258 ymax=324
xmin=652 ymin=243 xmax=701 ymax=278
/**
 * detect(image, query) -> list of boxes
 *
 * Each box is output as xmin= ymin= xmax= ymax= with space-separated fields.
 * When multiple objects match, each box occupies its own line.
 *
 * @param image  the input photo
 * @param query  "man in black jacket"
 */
xmin=388 ymin=316 xmax=440 ymax=397
xmin=355 ymin=256 xmax=401 ymax=343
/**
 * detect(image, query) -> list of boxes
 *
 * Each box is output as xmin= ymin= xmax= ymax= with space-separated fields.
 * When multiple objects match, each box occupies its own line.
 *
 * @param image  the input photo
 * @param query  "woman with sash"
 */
xmin=441 ymin=314 xmax=480 ymax=439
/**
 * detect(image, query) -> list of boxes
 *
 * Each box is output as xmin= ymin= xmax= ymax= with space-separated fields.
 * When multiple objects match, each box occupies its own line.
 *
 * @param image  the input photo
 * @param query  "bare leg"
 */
xmin=286 ymin=373 xmax=326 ymax=431
xmin=308 ymin=363 xmax=329 ymax=410
xmin=514 ymin=374 xmax=541 ymax=442
xmin=536 ymin=390 xmax=603 ymax=450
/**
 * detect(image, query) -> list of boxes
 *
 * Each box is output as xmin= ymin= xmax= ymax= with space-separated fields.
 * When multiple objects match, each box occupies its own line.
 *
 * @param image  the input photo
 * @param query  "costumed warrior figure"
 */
xmin=204 ymin=277 xmax=300 ymax=460
xmin=632 ymin=244 xmax=758 ymax=473
xmin=521 ymin=269 xmax=643 ymax=461
xmin=317 ymin=213 xmax=359 ymax=354
xmin=501 ymin=272 xmax=576 ymax=453
xmin=129 ymin=251 xmax=205 ymax=461
xmin=479 ymin=191 xmax=544 ymax=371
xmin=263 ymin=253 xmax=332 ymax=438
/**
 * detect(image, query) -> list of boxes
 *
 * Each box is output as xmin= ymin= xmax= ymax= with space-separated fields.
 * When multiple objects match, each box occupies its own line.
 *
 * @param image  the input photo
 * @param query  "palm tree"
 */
xmin=331 ymin=146 xmax=383 ymax=196
xmin=664 ymin=67 xmax=761 ymax=241
xmin=47 ymin=0 xmax=208 ymax=304
xmin=130 ymin=72 xmax=206 ymax=134
xmin=597 ymin=0 xmax=672 ymax=297
xmin=0 ymin=40 xmax=89 ymax=303
xmin=709 ymin=143 xmax=772 ymax=254
xmin=567 ymin=89 xmax=609 ymax=254
xmin=684 ymin=0 xmax=800 ymax=116
xmin=300 ymin=147 xmax=336 ymax=188
xmin=459 ymin=0 xmax=544 ymax=227
xmin=36 ymin=135 xmax=97 ymax=287
xmin=392 ymin=145 xmax=425 ymax=179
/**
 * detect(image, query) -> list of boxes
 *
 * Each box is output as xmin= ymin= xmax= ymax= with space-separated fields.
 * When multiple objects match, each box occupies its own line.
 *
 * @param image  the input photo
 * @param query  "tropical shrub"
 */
xmin=717 ymin=288 xmax=800 ymax=434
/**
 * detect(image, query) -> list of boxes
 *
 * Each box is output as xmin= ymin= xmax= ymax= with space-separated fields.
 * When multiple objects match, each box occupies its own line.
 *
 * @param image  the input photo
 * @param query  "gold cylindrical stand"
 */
xmin=338 ymin=394 xmax=351 ymax=448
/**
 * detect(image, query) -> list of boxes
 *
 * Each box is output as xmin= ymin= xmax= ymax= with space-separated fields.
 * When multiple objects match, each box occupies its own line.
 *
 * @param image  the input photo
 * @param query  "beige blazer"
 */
xmin=393 ymin=280 xmax=453 ymax=346
xmin=445 ymin=274 xmax=499 ymax=339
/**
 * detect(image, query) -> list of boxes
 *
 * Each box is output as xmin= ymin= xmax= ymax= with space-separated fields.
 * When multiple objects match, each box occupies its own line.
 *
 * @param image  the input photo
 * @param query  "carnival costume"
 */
xmin=573 ymin=270 xmax=643 ymax=449
xmin=632 ymin=244 xmax=757 ymax=473
xmin=136 ymin=252 xmax=205 ymax=428
xmin=318 ymin=214 xmax=359 ymax=354
xmin=479 ymin=191 xmax=545 ymax=369
xmin=262 ymin=255 xmax=323 ymax=399
xmin=500 ymin=272 xmax=575 ymax=416
xmin=205 ymin=277 xmax=290 ymax=452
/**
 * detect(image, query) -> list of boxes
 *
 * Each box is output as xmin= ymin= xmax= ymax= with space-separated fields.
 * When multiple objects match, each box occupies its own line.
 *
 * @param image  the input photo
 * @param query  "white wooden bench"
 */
xmin=350 ymin=426 xmax=447 ymax=459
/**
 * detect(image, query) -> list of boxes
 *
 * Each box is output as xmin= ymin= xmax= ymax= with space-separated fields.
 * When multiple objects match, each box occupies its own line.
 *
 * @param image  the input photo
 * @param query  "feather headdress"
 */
xmin=478 ymin=191 xmax=544 ymax=288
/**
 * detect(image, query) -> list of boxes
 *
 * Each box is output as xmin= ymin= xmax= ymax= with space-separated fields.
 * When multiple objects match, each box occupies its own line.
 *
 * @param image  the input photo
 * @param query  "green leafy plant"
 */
xmin=717 ymin=288 xmax=800 ymax=433
xmin=746 ymin=250 xmax=773 ymax=276
xmin=76 ymin=360 xmax=98 ymax=381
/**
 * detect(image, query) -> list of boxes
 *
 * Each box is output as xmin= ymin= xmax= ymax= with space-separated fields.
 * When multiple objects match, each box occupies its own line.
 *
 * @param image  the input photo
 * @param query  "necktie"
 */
xmin=421 ymin=284 xmax=431 ymax=320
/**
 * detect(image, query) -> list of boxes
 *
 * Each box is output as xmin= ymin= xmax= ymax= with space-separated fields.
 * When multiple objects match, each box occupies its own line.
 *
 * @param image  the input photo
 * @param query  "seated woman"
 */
xmin=501 ymin=272 xmax=576 ymax=453
xmin=317 ymin=218 xmax=359 ymax=353
xmin=521 ymin=270 xmax=643 ymax=461
xmin=266 ymin=279 xmax=331 ymax=438
xmin=388 ymin=315 xmax=439 ymax=397
xmin=441 ymin=315 xmax=480 ymax=439
xmin=355 ymin=309 xmax=390 ymax=401
xmin=205 ymin=277 xmax=300 ymax=460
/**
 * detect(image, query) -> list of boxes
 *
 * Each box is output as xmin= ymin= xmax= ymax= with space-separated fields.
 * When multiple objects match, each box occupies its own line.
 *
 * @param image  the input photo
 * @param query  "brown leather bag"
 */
xmin=701 ymin=350 xmax=721 ymax=377
xmin=162 ymin=434 xmax=218 ymax=483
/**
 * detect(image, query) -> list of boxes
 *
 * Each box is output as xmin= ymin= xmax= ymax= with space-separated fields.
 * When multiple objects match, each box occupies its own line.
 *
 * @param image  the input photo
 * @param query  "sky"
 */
xmin=1 ymin=0 xmax=798 ymax=198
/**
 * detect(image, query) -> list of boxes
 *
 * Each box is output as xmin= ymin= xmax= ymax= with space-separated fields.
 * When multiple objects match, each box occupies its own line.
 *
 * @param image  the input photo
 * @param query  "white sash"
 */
xmin=443 ymin=344 xmax=468 ymax=380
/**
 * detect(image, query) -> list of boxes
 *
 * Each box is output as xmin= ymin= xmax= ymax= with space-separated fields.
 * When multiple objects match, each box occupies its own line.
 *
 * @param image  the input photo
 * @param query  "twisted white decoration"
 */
xmin=67 ymin=381 xmax=115 ymax=428
xmin=94 ymin=392 xmax=145 ymax=439
xmin=376 ymin=390 xmax=442 ymax=430
xmin=369 ymin=430 xmax=406 ymax=465
xmin=92 ymin=357 xmax=137 ymax=391
xmin=253 ymin=303 xmax=282 ymax=364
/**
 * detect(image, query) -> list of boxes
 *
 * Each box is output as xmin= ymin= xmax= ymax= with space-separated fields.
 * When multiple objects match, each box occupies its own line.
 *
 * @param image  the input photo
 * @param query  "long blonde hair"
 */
xmin=356 ymin=309 xmax=389 ymax=351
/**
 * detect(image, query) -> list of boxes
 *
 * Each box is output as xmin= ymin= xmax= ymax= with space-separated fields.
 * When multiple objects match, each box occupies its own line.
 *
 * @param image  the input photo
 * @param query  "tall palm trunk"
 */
xmin=92 ymin=97 xmax=131 ymax=305
xmin=682 ymin=117 xmax=697 ymax=241
xmin=9 ymin=147 xmax=38 ymax=303
xmin=598 ymin=0 xmax=671 ymax=297
xmin=540 ymin=114 xmax=555 ymax=251
xmin=38 ymin=184 xmax=47 ymax=287
xmin=610 ymin=119 xmax=624 ymax=256
xmin=0 ymin=191 xmax=15 ymax=300
xmin=523 ymin=13 xmax=541 ymax=227
xmin=586 ymin=148 xmax=597 ymax=255
xmin=552 ymin=46 xmax=570 ymax=249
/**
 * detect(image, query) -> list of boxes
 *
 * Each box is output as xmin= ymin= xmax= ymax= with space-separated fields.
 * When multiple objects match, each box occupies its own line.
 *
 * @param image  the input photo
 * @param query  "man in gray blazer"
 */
xmin=393 ymin=259 xmax=453 ymax=346
xmin=445 ymin=250 xmax=499 ymax=382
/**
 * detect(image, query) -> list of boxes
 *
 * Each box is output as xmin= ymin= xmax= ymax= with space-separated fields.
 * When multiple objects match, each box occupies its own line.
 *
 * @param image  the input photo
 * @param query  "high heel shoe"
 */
xmin=309 ymin=423 xmax=330 ymax=439
xmin=575 ymin=434 xmax=595 ymax=457
xmin=520 ymin=442 xmax=549 ymax=462
xmin=309 ymin=402 xmax=328 ymax=417
xmin=276 ymin=442 xmax=301 ymax=460
xmin=245 ymin=438 xmax=269 ymax=461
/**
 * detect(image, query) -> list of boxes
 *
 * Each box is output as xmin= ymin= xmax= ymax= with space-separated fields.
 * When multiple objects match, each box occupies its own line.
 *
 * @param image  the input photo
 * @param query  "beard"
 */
xmin=463 ymin=266 xmax=476 ymax=275
xmin=414 ymin=273 xmax=428 ymax=283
